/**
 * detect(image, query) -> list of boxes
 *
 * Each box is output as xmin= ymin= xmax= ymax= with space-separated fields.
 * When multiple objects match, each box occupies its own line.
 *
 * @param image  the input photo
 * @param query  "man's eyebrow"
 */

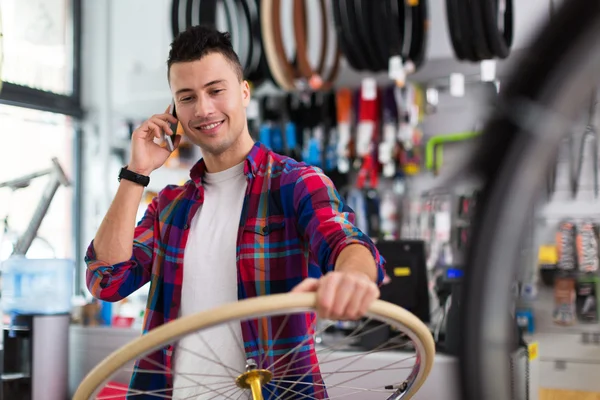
xmin=174 ymin=80 xmax=226 ymax=95
xmin=175 ymin=88 xmax=193 ymax=96
xmin=203 ymin=79 xmax=226 ymax=88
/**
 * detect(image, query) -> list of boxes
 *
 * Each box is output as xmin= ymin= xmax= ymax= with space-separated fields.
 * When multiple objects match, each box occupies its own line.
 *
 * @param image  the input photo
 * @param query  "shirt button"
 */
xmin=184 ymin=224 xmax=189 ymax=229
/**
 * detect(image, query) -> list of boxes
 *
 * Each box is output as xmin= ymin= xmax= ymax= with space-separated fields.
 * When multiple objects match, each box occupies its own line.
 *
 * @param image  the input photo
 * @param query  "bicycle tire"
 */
xmin=480 ymin=0 xmax=513 ymax=59
xmin=445 ymin=0 xmax=467 ymax=60
xmin=339 ymin=0 xmax=370 ymax=71
xmin=73 ymin=292 xmax=435 ymax=400
xmin=468 ymin=0 xmax=494 ymax=60
xmin=170 ymin=0 xmax=182 ymax=38
xmin=460 ymin=1 xmax=600 ymax=399
xmin=407 ymin=0 xmax=428 ymax=70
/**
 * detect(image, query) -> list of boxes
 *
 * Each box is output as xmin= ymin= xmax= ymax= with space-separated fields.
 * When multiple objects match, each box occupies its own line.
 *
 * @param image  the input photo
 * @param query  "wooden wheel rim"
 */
xmin=73 ymin=292 xmax=435 ymax=400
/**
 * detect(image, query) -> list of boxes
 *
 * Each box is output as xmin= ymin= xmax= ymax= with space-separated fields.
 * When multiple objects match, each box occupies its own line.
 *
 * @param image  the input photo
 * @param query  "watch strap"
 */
xmin=118 ymin=166 xmax=150 ymax=187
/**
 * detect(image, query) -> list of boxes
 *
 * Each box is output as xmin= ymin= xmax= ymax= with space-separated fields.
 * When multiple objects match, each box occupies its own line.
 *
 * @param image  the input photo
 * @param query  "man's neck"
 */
xmin=203 ymin=132 xmax=255 ymax=173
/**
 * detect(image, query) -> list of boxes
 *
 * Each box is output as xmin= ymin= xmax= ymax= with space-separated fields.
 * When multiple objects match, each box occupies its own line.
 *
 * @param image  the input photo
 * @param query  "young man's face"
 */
xmin=169 ymin=52 xmax=250 ymax=158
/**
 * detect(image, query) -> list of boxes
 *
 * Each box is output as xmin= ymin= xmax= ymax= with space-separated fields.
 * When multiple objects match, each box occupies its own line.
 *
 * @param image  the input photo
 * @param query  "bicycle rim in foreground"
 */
xmin=461 ymin=1 xmax=600 ymax=399
xmin=73 ymin=292 xmax=435 ymax=399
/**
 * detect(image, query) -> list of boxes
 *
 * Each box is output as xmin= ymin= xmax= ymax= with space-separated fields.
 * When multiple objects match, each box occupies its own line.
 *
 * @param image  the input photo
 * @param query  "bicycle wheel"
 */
xmin=460 ymin=1 xmax=600 ymax=399
xmin=73 ymin=292 xmax=435 ymax=399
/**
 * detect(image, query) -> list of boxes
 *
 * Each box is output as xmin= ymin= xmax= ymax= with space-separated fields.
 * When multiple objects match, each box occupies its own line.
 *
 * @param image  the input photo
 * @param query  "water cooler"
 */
xmin=0 ymin=256 xmax=73 ymax=400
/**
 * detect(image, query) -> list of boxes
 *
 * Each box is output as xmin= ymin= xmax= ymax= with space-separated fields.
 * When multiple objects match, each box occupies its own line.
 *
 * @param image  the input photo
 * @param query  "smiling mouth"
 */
xmin=196 ymin=120 xmax=224 ymax=131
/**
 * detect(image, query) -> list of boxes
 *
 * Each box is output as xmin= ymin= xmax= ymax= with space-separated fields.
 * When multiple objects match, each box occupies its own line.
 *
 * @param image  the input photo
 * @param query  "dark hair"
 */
xmin=167 ymin=26 xmax=243 ymax=81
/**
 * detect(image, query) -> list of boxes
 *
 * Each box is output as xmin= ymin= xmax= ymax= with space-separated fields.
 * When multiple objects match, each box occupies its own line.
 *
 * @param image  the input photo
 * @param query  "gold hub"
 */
xmin=235 ymin=369 xmax=273 ymax=400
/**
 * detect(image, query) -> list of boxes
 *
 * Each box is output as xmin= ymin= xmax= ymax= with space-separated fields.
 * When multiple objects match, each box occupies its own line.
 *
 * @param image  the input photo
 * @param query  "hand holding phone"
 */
xmin=128 ymin=107 xmax=181 ymax=175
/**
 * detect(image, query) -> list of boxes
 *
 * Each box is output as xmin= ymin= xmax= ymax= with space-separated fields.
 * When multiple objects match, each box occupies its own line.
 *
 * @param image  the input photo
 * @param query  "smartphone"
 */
xmin=165 ymin=101 xmax=178 ymax=152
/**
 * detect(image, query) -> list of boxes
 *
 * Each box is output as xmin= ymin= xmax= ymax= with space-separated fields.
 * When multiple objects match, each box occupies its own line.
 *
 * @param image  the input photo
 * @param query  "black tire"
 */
xmin=408 ymin=0 xmax=428 ymax=69
xmin=480 ymin=0 xmax=514 ymax=58
xmin=171 ymin=0 xmax=182 ymax=38
xmin=331 ymin=0 xmax=364 ymax=70
xmin=460 ymin=1 xmax=600 ymax=399
xmin=445 ymin=0 xmax=467 ymax=60
xmin=468 ymin=0 xmax=494 ymax=60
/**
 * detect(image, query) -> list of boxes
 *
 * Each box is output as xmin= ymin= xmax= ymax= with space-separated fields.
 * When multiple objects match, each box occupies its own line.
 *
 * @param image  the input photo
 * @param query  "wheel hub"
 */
xmin=235 ymin=359 xmax=273 ymax=400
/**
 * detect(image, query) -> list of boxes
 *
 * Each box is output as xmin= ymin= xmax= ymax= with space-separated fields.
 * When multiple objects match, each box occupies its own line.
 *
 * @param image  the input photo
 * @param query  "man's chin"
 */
xmin=197 ymin=139 xmax=232 ymax=157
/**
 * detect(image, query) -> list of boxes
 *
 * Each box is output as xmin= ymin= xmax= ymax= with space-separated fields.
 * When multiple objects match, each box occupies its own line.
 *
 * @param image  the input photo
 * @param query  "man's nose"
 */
xmin=194 ymin=96 xmax=215 ymax=118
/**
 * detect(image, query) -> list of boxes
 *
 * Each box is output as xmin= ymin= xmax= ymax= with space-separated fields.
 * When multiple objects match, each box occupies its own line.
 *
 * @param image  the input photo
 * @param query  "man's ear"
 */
xmin=241 ymin=80 xmax=251 ymax=107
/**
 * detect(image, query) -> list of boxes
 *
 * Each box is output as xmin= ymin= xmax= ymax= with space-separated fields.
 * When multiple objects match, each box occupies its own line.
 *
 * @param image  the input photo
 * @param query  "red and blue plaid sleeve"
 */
xmin=84 ymin=196 xmax=157 ymax=302
xmin=292 ymin=166 xmax=386 ymax=285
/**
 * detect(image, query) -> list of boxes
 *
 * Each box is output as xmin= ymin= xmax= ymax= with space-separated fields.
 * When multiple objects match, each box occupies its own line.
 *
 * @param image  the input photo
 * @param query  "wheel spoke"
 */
xmin=265 ymin=318 xmax=336 ymax=373
xmin=293 ymin=334 xmax=415 ymax=399
xmin=181 ymin=381 xmax=241 ymax=400
xmin=227 ymin=321 xmax=248 ymax=367
xmin=177 ymin=342 xmax=242 ymax=376
xmin=259 ymin=313 xmax=291 ymax=368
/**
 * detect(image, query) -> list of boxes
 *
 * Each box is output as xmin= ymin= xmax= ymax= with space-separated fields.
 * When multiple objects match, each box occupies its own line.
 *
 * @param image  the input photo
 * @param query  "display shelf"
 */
xmin=539 ymin=201 xmax=600 ymax=220
xmin=530 ymin=285 xmax=600 ymax=336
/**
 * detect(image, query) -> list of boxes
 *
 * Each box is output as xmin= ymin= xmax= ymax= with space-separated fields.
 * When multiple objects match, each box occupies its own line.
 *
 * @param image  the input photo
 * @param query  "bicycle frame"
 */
xmin=0 ymin=158 xmax=70 ymax=256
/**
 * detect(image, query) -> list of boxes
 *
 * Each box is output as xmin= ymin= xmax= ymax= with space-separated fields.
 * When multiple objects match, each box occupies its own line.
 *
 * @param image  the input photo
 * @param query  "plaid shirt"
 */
xmin=85 ymin=142 xmax=385 ymax=399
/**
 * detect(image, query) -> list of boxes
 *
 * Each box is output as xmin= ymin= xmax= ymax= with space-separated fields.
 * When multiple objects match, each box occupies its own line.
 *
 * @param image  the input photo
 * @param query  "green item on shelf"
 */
xmin=425 ymin=131 xmax=480 ymax=173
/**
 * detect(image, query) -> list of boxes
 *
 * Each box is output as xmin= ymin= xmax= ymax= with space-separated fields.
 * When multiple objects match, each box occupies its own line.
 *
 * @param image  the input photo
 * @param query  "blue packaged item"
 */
xmin=285 ymin=122 xmax=297 ymax=150
xmin=259 ymin=124 xmax=271 ymax=149
xmin=271 ymin=126 xmax=284 ymax=152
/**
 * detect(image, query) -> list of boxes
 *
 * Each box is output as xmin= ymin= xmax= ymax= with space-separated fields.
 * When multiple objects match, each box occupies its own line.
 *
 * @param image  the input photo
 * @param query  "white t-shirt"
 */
xmin=172 ymin=161 xmax=248 ymax=399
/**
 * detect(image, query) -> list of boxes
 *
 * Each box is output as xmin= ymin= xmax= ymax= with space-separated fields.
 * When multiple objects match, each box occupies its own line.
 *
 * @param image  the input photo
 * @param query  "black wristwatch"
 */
xmin=118 ymin=166 xmax=150 ymax=187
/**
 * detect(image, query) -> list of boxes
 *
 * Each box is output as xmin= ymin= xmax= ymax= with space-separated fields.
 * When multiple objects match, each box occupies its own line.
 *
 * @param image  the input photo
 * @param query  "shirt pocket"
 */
xmin=239 ymin=216 xmax=306 ymax=295
xmin=240 ymin=215 xmax=290 ymax=269
xmin=243 ymin=215 xmax=286 ymax=240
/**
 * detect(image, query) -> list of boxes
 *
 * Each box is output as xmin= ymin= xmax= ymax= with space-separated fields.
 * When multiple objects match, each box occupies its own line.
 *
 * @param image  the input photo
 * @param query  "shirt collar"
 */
xmin=189 ymin=141 xmax=268 ymax=188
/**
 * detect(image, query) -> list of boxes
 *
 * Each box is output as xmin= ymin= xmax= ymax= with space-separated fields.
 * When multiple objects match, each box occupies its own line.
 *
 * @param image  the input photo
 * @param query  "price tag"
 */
xmin=538 ymin=245 xmax=558 ymax=264
xmin=426 ymin=87 xmax=439 ymax=107
xmin=450 ymin=73 xmax=465 ymax=97
xmin=361 ymin=78 xmax=377 ymax=101
xmin=480 ymin=60 xmax=496 ymax=82
xmin=378 ymin=142 xmax=392 ymax=164
xmin=388 ymin=56 xmax=405 ymax=81
xmin=246 ymin=99 xmax=259 ymax=119
xmin=528 ymin=342 xmax=539 ymax=361
xmin=435 ymin=212 xmax=451 ymax=241
xmin=356 ymin=122 xmax=374 ymax=157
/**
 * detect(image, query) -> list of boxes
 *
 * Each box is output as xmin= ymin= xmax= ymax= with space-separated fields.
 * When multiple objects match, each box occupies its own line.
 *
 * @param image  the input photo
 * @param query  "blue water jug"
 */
xmin=1 ymin=256 xmax=74 ymax=315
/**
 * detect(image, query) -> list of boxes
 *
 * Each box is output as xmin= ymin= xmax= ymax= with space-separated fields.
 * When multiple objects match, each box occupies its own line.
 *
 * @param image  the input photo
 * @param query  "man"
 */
xmin=85 ymin=26 xmax=385 ymax=398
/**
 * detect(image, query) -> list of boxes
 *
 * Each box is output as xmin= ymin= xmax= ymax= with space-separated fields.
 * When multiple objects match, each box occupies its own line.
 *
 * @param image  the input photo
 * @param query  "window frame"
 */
xmin=0 ymin=0 xmax=84 ymax=294
xmin=0 ymin=0 xmax=83 ymax=118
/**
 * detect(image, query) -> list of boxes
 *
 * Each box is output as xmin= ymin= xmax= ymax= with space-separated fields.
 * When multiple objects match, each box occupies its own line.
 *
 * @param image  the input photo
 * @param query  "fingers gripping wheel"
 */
xmin=73 ymin=293 xmax=435 ymax=399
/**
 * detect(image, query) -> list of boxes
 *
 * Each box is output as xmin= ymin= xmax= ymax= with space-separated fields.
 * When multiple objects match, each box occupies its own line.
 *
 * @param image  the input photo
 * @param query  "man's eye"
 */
xmin=212 ymin=89 xmax=224 ymax=95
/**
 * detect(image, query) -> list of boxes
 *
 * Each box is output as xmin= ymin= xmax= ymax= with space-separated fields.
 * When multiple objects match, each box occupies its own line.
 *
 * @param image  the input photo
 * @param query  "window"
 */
xmin=0 ymin=0 xmax=82 ymax=117
xmin=0 ymin=104 xmax=75 ymax=261
xmin=1 ymin=0 xmax=74 ymax=95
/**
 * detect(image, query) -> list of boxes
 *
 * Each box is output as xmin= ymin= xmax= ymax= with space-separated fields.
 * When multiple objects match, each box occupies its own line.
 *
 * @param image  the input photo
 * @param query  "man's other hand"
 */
xmin=291 ymin=271 xmax=380 ymax=320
